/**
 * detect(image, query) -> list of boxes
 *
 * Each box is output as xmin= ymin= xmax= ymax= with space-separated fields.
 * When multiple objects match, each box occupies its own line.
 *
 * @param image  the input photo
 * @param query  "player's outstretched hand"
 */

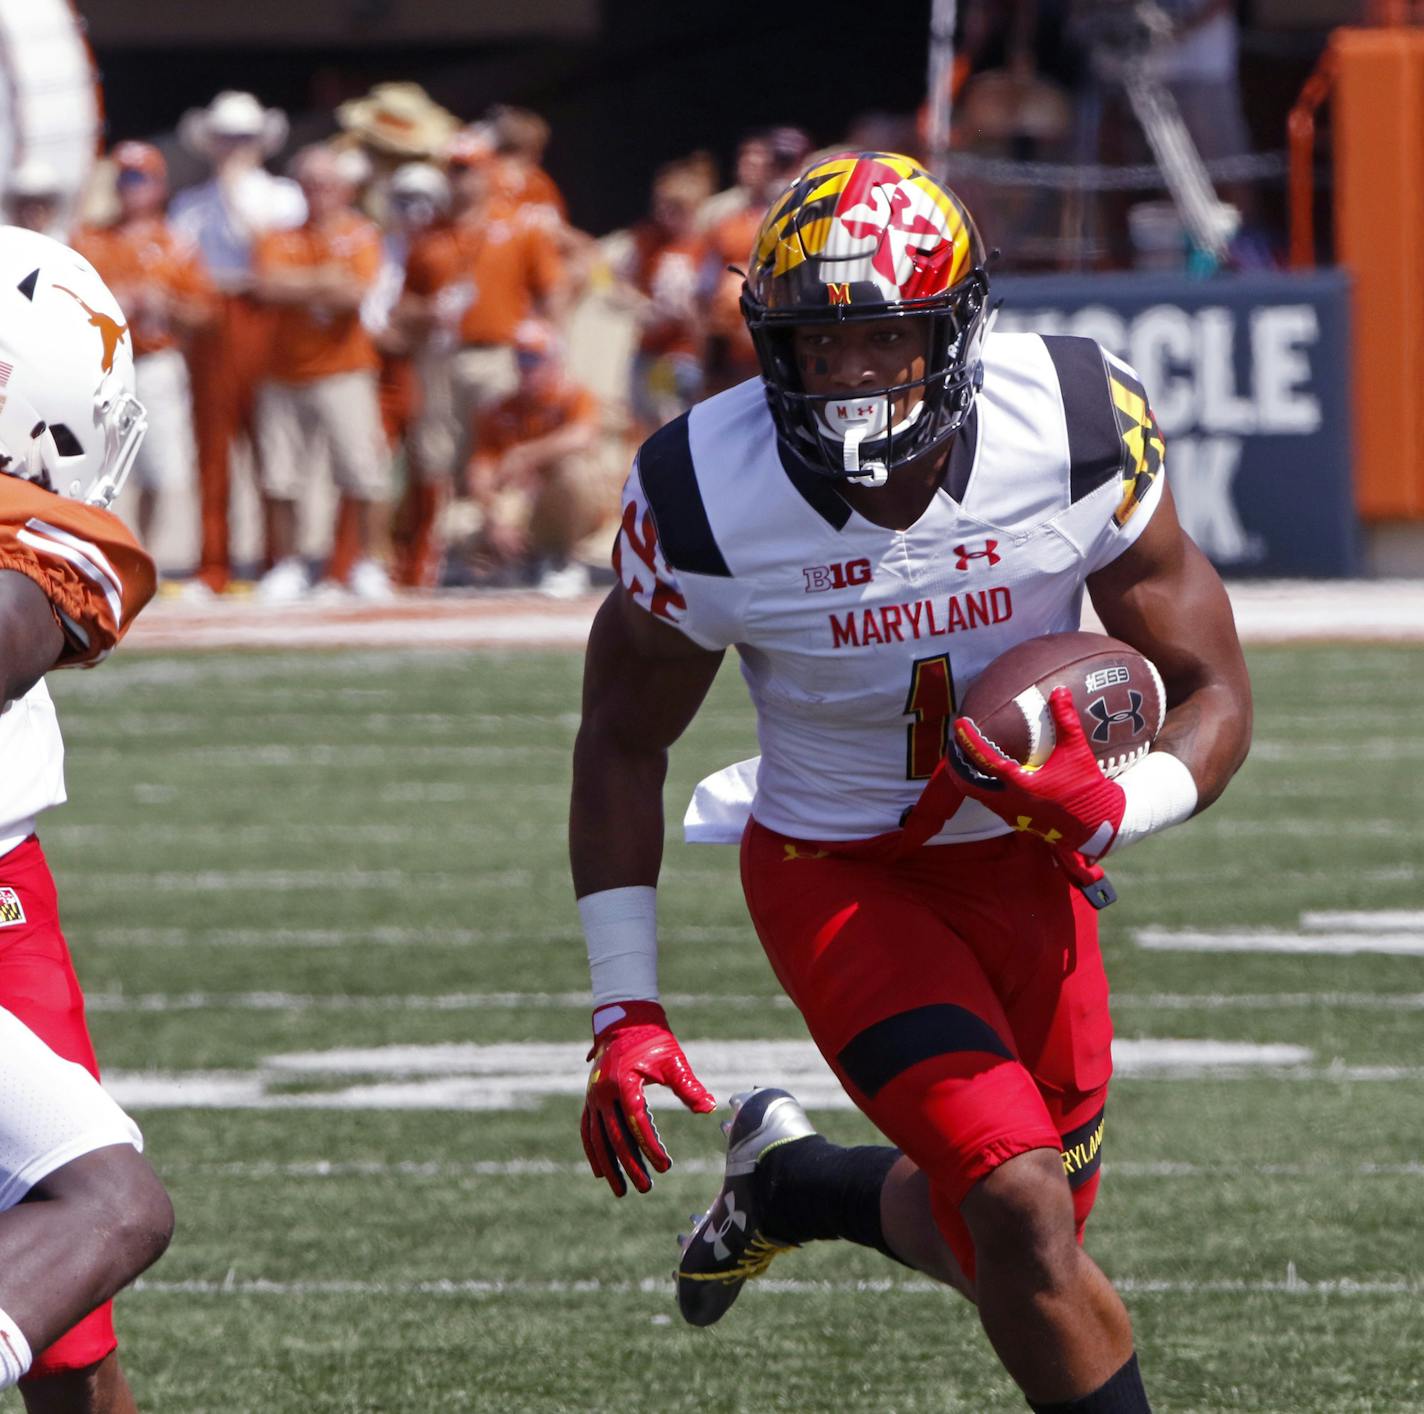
xmin=581 ymin=1001 xmax=716 ymax=1197
xmin=952 ymin=687 xmax=1127 ymax=860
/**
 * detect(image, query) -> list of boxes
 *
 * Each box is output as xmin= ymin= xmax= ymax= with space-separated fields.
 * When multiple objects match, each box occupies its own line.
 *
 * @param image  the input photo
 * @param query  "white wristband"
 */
xmin=1106 ymin=751 xmax=1199 ymax=855
xmin=579 ymin=885 xmax=659 ymax=1012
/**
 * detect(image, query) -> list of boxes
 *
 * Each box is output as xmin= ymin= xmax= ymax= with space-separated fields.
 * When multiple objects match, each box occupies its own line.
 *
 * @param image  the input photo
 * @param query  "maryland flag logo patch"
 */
xmin=0 ymin=887 xmax=26 ymax=926
xmin=1108 ymin=363 xmax=1165 ymax=529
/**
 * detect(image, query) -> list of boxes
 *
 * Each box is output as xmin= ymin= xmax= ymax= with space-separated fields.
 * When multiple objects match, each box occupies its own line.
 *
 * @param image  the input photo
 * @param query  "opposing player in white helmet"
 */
xmin=0 ymin=226 xmax=173 ymax=1413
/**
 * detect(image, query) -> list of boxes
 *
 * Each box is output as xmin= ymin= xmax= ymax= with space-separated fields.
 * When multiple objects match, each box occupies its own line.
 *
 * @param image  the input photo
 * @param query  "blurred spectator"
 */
xmin=367 ymin=161 xmax=451 ymax=590
xmin=334 ymin=81 xmax=460 ymax=223
xmin=5 ymin=159 xmax=66 ymax=238
xmin=466 ymin=320 xmax=608 ymax=598
xmin=72 ymin=142 xmax=216 ymax=554
xmin=699 ymin=126 xmax=811 ymax=395
xmin=488 ymin=104 xmax=601 ymax=303
xmin=487 ymin=105 xmax=567 ymax=227
xmin=398 ymin=128 xmax=568 ymax=584
xmin=170 ymin=90 xmax=306 ymax=596
xmin=614 ymin=158 xmax=714 ymax=439
xmin=251 ymin=144 xmax=391 ymax=603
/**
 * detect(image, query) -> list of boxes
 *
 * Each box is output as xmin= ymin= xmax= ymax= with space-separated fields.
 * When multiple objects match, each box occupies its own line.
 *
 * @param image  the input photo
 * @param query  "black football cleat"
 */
xmin=676 ymin=1087 xmax=817 ymax=1327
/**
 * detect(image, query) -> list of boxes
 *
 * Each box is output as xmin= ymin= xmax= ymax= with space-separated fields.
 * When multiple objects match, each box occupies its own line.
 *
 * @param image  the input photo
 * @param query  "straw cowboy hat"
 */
xmin=179 ymin=91 xmax=288 ymax=159
xmin=336 ymin=82 xmax=459 ymax=159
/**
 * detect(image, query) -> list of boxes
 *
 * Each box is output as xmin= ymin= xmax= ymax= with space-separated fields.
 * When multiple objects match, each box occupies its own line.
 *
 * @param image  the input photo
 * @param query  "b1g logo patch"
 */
xmin=0 ymin=887 xmax=25 ymax=925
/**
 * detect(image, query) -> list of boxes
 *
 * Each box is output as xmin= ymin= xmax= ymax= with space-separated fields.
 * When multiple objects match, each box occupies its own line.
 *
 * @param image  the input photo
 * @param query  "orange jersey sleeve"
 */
xmin=0 ymin=479 xmax=156 ymax=667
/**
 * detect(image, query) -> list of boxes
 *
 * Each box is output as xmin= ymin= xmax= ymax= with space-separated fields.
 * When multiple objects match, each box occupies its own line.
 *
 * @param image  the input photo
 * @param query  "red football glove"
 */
xmin=952 ymin=687 xmax=1127 ymax=861
xmin=581 ymin=1001 xmax=716 ymax=1198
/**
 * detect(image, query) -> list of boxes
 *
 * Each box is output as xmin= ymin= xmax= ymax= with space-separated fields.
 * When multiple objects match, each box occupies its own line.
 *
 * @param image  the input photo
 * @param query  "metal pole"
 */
xmin=926 ymin=0 xmax=959 ymax=179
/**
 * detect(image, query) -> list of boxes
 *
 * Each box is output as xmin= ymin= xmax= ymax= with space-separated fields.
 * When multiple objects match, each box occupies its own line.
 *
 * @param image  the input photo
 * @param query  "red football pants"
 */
xmin=0 ymin=836 xmax=120 ymax=1377
xmin=741 ymin=820 xmax=1112 ymax=1282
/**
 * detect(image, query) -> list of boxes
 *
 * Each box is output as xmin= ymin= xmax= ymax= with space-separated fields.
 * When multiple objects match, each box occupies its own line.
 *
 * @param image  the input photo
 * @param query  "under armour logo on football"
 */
xmin=703 ymin=1194 xmax=748 ymax=1261
xmin=953 ymin=540 xmax=1000 ymax=571
xmin=1087 ymin=691 xmax=1145 ymax=743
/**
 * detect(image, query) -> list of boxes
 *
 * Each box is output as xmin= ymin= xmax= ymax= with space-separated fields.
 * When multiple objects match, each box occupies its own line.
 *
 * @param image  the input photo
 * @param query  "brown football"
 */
xmin=957 ymin=631 xmax=1165 ymax=779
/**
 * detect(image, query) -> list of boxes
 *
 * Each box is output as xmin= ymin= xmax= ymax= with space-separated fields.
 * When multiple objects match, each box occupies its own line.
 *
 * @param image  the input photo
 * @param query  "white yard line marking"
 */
xmin=125 ymin=1274 xmax=1424 ymax=1299
xmin=77 ymin=925 xmax=749 ymax=948
xmin=85 ymin=990 xmax=796 ymax=1013
xmin=86 ymin=744 xmax=565 ymax=767
xmin=1111 ymin=992 xmax=1424 ymax=1011
xmin=158 ymin=1157 xmax=1424 ymax=1181
xmin=101 ymin=1038 xmax=1324 ymax=1113
xmin=81 ymin=988 xmax=1424 ymax=1014
xmin=1135 ymin=929 xmax=1424 ymax=955
xmin=1301 ymin=910 xmax=1424 ymax=932
xmin=77 ymin=869 xmax=532 ymax=892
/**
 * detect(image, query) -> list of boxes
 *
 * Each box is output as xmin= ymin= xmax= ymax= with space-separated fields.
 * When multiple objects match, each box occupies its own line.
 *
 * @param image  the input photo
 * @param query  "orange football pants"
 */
xmin=187 ymin=293 xmax=277 ymax=591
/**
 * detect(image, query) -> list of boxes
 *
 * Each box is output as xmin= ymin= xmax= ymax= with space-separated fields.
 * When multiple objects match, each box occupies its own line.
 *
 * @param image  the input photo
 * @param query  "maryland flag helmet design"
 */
xmin=742 ymin=152 xmax=989 ymax=485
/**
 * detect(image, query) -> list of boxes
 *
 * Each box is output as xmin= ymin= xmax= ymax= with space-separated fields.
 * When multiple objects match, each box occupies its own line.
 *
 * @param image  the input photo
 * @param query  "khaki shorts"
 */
xmin=410 ymin=343 xmax=519 ymax=481
xmin=256 ymin=371 xmax=391 ymax=502
xmin=131 ymin=348 xmax=196 ymax=492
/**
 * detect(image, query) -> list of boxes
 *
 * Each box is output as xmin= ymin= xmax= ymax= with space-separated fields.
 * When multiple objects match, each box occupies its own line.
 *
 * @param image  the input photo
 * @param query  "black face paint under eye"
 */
xmin=799 ymin=353 xmax=829 ymax=375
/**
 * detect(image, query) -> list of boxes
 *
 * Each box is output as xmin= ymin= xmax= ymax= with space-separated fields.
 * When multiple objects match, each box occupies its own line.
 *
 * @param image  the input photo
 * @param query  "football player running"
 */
xmin=0 ymin=228 xmax=174 ymax=1413
xmin=570 ymin=152 xmax=1251 ymax=1412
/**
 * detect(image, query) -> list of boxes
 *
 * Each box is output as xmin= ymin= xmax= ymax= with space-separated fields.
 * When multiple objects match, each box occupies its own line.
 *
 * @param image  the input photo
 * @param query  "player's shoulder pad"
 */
xmin=635 ymin=413 xmax=731 ymax=578
xmin=1040 ymin=334 xmax=1134 ymax=504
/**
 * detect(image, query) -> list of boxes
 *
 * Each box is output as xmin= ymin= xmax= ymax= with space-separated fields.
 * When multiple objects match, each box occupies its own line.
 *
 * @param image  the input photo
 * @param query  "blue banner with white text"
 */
xmin=995 ymin=271 xmax=1357 ymax=577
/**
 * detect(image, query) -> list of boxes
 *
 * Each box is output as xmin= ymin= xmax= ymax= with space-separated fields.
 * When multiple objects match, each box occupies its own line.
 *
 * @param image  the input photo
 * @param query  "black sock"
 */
xmin=754 ymin=1134 xmax=904 ymax=1262
xmin=1028 ymin=1353 xmax=1151 ymax=1413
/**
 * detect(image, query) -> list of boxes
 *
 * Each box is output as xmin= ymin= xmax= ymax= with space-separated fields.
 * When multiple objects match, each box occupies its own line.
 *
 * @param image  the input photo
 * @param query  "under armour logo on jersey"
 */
xmin=1087 ymin=691 xmax=1146 ymax=743
xmin=953 ymin=540 xmax=1000 ymax=571
xmin=703 ymin=1194 xmax=748 ymax=1261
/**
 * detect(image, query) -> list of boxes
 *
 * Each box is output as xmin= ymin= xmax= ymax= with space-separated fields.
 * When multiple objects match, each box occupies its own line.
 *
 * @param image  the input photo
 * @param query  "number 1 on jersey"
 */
xmin=904 ymin=653 xmax=956 ymax=780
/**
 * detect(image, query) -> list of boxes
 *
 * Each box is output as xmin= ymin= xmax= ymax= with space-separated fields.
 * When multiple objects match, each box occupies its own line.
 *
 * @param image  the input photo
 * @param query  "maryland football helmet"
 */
xmin=0 ymin=226 xmax=147 ymax=507
xmin=742 ymin=152 xmax=989 ymax=486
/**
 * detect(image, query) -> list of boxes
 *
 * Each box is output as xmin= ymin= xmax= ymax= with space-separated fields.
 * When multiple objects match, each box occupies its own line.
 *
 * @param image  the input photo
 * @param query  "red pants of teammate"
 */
xmin=0 ymin=836 xmax=120 ymax=1377
xmin=741 ymin=819 xmax=1112 ymax=1282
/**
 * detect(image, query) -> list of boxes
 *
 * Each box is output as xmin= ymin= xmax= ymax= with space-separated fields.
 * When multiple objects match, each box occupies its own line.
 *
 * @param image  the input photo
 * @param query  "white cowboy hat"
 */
xmin=179 ymin=91 xmax=288 ymax=158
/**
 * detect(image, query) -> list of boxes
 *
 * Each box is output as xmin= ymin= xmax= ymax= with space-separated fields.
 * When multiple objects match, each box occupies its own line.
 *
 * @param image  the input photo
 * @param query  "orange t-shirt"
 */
xmin=495 ymin=160 xmax=568 ymax=226
xmin=72 ymin=218 xmax=215 ymax=359
xmin=404 ymin=209 xmax=563 ymax=348
xmin=476 ymin=379 xmax=598 ymax=458
xmin=627 ymin=222 xmax=706 ymax=359
xmin=254 ymin=212 xmax=382 ymax=384
xmin=0 ymin=477 xmax=156 ymax=666
xmin=703 ymin=203 xmax=764 ymax=351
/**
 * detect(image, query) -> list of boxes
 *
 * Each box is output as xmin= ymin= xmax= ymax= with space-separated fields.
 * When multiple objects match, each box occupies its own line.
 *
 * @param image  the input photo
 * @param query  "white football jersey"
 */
xmin=613 ymin=331 xmax=1167 ymax=844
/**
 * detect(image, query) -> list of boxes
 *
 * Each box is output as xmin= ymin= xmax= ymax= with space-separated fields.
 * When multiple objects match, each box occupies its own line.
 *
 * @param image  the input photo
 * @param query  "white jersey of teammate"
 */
xmin=612 ymin=331 xmax=1167 ymax=845
xmin=0 ymin=481 xmax=156 ymax=853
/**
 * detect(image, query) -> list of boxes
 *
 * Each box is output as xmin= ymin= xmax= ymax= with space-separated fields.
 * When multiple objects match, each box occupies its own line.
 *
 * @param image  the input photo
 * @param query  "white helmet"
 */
xmin=0 ymin=226 xmax=147 ymax=507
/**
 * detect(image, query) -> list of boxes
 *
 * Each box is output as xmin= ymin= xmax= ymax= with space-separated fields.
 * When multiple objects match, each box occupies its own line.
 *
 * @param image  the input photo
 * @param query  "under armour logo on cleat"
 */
xmin=703 ymin=1195 xmax=748 ymax=1261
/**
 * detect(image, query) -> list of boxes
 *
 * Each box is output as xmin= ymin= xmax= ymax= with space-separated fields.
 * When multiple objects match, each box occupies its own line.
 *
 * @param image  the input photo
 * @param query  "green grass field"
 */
xmin=8 ymin=642 xmax=1423 ymax=1412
